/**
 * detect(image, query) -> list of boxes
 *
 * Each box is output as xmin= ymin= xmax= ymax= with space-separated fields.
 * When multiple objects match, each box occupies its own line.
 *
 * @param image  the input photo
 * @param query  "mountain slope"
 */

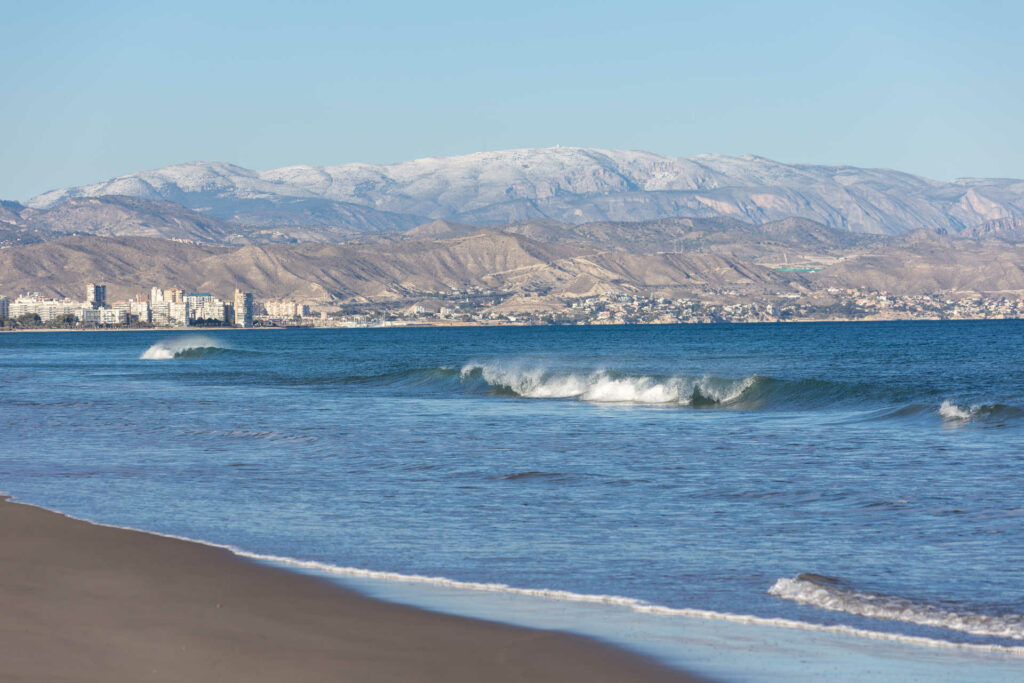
xmin=960 ymin=217 xmax=1024 ymax=242
xmin=18 ymin=196 xmax=239 ymax=243
xmin=26 ymin=148 xmax=1024 ymax=235
xmin=0 ymin=232 xmax=796 ymax=304
xmin=0 ymin=200 xmax=25 ymax=225
xmin=496 ymin=216 xmax=883 ymax=260
xmin=817 ymin=232 xmax=1024 ymax=294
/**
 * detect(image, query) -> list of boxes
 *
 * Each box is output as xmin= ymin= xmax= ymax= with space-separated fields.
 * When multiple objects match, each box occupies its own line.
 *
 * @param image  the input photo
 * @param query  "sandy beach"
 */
xmin=0 ymin=497 xmax=702 ymax=682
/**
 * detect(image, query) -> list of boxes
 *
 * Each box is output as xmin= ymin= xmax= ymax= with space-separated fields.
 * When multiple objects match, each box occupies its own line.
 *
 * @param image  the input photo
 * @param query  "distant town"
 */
xmin=1 ymin=285 xmax=260 ymax=329
xmin=3 ymin=282 xmax=1024 ymax=331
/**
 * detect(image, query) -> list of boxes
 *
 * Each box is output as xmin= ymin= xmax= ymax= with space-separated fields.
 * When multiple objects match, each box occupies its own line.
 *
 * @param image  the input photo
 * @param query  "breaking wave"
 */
xmin=460 ymin=363 xmax=757 ymax=406
xmin=330 ymin=363 xmax=1024 ymax=417
xmin=769 ymin=573 xmax=1024 ymax=641
xmin=938 ymin=399 xmax=1024 ymax=423
xmin=140 ymin=335 xmax=236 ymax=360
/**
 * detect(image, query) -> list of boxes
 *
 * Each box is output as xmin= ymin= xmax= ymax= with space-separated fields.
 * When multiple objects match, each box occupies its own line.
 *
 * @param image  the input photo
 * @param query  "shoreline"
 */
xmin=0 ymin=496 xmax=704 ymax=682
xmin=2 ymin=316 xmax=1022 ymax=334
xmin=0 ymin=325 xmax=272 ymax=333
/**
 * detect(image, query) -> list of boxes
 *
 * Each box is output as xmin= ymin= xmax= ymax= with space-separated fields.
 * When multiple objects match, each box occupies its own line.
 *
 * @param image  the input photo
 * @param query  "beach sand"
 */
xmin=0 ymin=497 xmax=704 ymax=682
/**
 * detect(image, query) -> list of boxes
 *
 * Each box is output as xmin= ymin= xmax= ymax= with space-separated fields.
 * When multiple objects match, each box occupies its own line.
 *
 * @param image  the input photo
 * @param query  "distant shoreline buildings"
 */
xmin=1 ymin=284 xmax=266 ymax=329
xmin=4 ymin=281 xmax=1024 ymax=330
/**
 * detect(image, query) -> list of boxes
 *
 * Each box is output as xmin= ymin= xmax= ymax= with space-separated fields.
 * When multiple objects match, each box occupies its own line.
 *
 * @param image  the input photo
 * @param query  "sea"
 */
xmin=1 ymin=322 xmax=1022 ymax=681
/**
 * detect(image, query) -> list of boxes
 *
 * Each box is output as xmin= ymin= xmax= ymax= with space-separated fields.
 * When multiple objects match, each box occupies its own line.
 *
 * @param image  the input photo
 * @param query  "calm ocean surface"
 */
xmin=2 ymin=322 xmax=1023 ymax=679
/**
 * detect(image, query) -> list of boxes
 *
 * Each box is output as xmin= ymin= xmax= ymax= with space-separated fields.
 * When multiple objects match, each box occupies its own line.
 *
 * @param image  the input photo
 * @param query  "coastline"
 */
xmin=1 ymin=315 xmax=1021 ymax=334
xmin=0 ymin=496 xmax=703 ymax=682
xmin=0 ymin=325 xmax=270 ymax=333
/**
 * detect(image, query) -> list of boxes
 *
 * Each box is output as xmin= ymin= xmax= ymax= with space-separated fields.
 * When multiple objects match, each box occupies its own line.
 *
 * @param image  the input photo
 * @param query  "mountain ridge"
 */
xmin=23 ymin=148 xmax=1024 ymax=236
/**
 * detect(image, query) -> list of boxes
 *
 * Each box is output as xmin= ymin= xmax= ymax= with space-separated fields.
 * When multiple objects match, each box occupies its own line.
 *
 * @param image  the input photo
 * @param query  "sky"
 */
xmin=2 ymin=0 xmax=1022 ymax=200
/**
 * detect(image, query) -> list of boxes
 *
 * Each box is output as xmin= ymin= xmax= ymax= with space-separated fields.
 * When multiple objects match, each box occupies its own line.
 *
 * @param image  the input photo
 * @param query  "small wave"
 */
xmin=938 ymin=400 xmax=1024 ymax=423
xmin=460 ymin=363 xmax=756 ymax=406
xmin=832 ymin=404 xmax=933 ymax=425
xmin=141 ymin=335 xmax=235 ymax=360
xmin=8 ymin=499 xmax=1024 ymax=657
xmin=181 ymin=428 xmax=317 ymax=443
xmin=874 ymin=404 xmax=932 ymax=419
xmin=497 ymin=471 xmax=569 ymax=481
xmin=769 ymin=573 xmax=1024 ymax=641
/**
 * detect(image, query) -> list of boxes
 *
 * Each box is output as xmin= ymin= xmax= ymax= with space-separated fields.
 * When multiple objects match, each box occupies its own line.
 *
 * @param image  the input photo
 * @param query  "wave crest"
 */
xmin=939 ymin=400 xmax=1024 ymax=423
xmin=460 ymin=363 xmax=757 ymax=406
xmin=769 ymin=573 xmax=1024 ymax=640
xmin=141 ymin=335 xmax=234 ymax=360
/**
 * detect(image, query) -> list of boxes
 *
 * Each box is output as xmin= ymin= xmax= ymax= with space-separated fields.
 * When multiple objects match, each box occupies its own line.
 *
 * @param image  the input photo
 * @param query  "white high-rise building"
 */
xmin=264 ymin=300 xmax=301 ymax=318
xmin=130 ymin=300 xmax=151 ymax=323
xmin=234 ymin=289 xmax=253 ymax=328
xmin=150 ymin=301 xmax=189 ymax=326
xmin=183 ymin=293 xmax=228 ymax=323
xmin=168 ymin=302 xmax=189 ymax=326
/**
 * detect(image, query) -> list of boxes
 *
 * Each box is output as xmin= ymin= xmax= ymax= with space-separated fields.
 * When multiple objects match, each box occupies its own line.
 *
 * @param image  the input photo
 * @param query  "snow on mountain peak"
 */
xmin=23 ymin=147 xmax=1024 ymax=234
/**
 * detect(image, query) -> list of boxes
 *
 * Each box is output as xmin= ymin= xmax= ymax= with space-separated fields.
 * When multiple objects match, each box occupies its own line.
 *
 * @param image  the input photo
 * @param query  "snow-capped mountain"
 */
xmin=26 ymin=148 xmax=1024 ymax=234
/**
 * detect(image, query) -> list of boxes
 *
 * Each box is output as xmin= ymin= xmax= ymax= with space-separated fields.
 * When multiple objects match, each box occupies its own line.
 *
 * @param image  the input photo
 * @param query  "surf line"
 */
xmin=8 ymin=496 xmax=1024 ymax=658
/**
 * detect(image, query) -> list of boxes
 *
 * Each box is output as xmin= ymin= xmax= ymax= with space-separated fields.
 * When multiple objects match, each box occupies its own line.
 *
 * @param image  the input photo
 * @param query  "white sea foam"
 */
xmin=939 ymin=400 xmax=974 ymax=421
xmin=13 ymin=498 xmax=1021 ymax=658
xmin=158 ymin=547 xmax=1024 ymax=655
xmin=769 ymin=575 xmax=1024 ymax=641
xmin=462 ymin=362 xmax=756 ymax=405
xmin=5 ymin=496 xmax=1021 ymax=658
xmin=140 ymin=335 xmax=229 ymax=360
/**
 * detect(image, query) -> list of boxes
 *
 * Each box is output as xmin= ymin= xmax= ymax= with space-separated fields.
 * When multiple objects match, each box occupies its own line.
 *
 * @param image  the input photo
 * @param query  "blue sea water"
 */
xmin=1 ymin=322 xmax=1023 ymax=680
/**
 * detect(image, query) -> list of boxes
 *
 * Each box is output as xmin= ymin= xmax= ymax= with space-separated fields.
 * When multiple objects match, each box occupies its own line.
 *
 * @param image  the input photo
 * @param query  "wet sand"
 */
xmin=0 ymin=497 xmax=705 ymax=682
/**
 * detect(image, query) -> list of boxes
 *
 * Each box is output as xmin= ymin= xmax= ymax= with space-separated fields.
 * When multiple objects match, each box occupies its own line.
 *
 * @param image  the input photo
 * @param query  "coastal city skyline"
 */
xmin=5 ymin=282 xmax=1024 ymax=330
xmin=2 ymin=284 xmax=259 ymax=328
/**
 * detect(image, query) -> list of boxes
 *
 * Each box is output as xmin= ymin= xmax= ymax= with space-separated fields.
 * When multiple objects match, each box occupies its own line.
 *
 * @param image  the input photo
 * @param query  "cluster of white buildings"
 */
xmin=2 ymin=284 xmax=256 ymax=328
xmin=4 ymin=285 xmax=128 ymax=325
xmin=263 ymin=300 xmax=311 ymax=318
xmin=146 ymin=287 xmax=247 ymax=326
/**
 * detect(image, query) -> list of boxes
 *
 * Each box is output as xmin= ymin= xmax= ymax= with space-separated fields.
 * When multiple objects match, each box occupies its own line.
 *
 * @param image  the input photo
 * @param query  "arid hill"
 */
xmin=0 ymin=231 xmax=800 ymax=304
xmin=492 ymin=216 xmax=884 ymax=262
xmin=5 ymin=213 xmax=1024 ymax=308
xmin=816 ymin=231 xmax=1024 ymax=294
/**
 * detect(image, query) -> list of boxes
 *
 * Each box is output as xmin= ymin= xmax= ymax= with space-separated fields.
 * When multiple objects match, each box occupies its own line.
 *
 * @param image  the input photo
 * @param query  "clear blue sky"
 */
xmin=2 ymin=0 xmax=1021 ymax=200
